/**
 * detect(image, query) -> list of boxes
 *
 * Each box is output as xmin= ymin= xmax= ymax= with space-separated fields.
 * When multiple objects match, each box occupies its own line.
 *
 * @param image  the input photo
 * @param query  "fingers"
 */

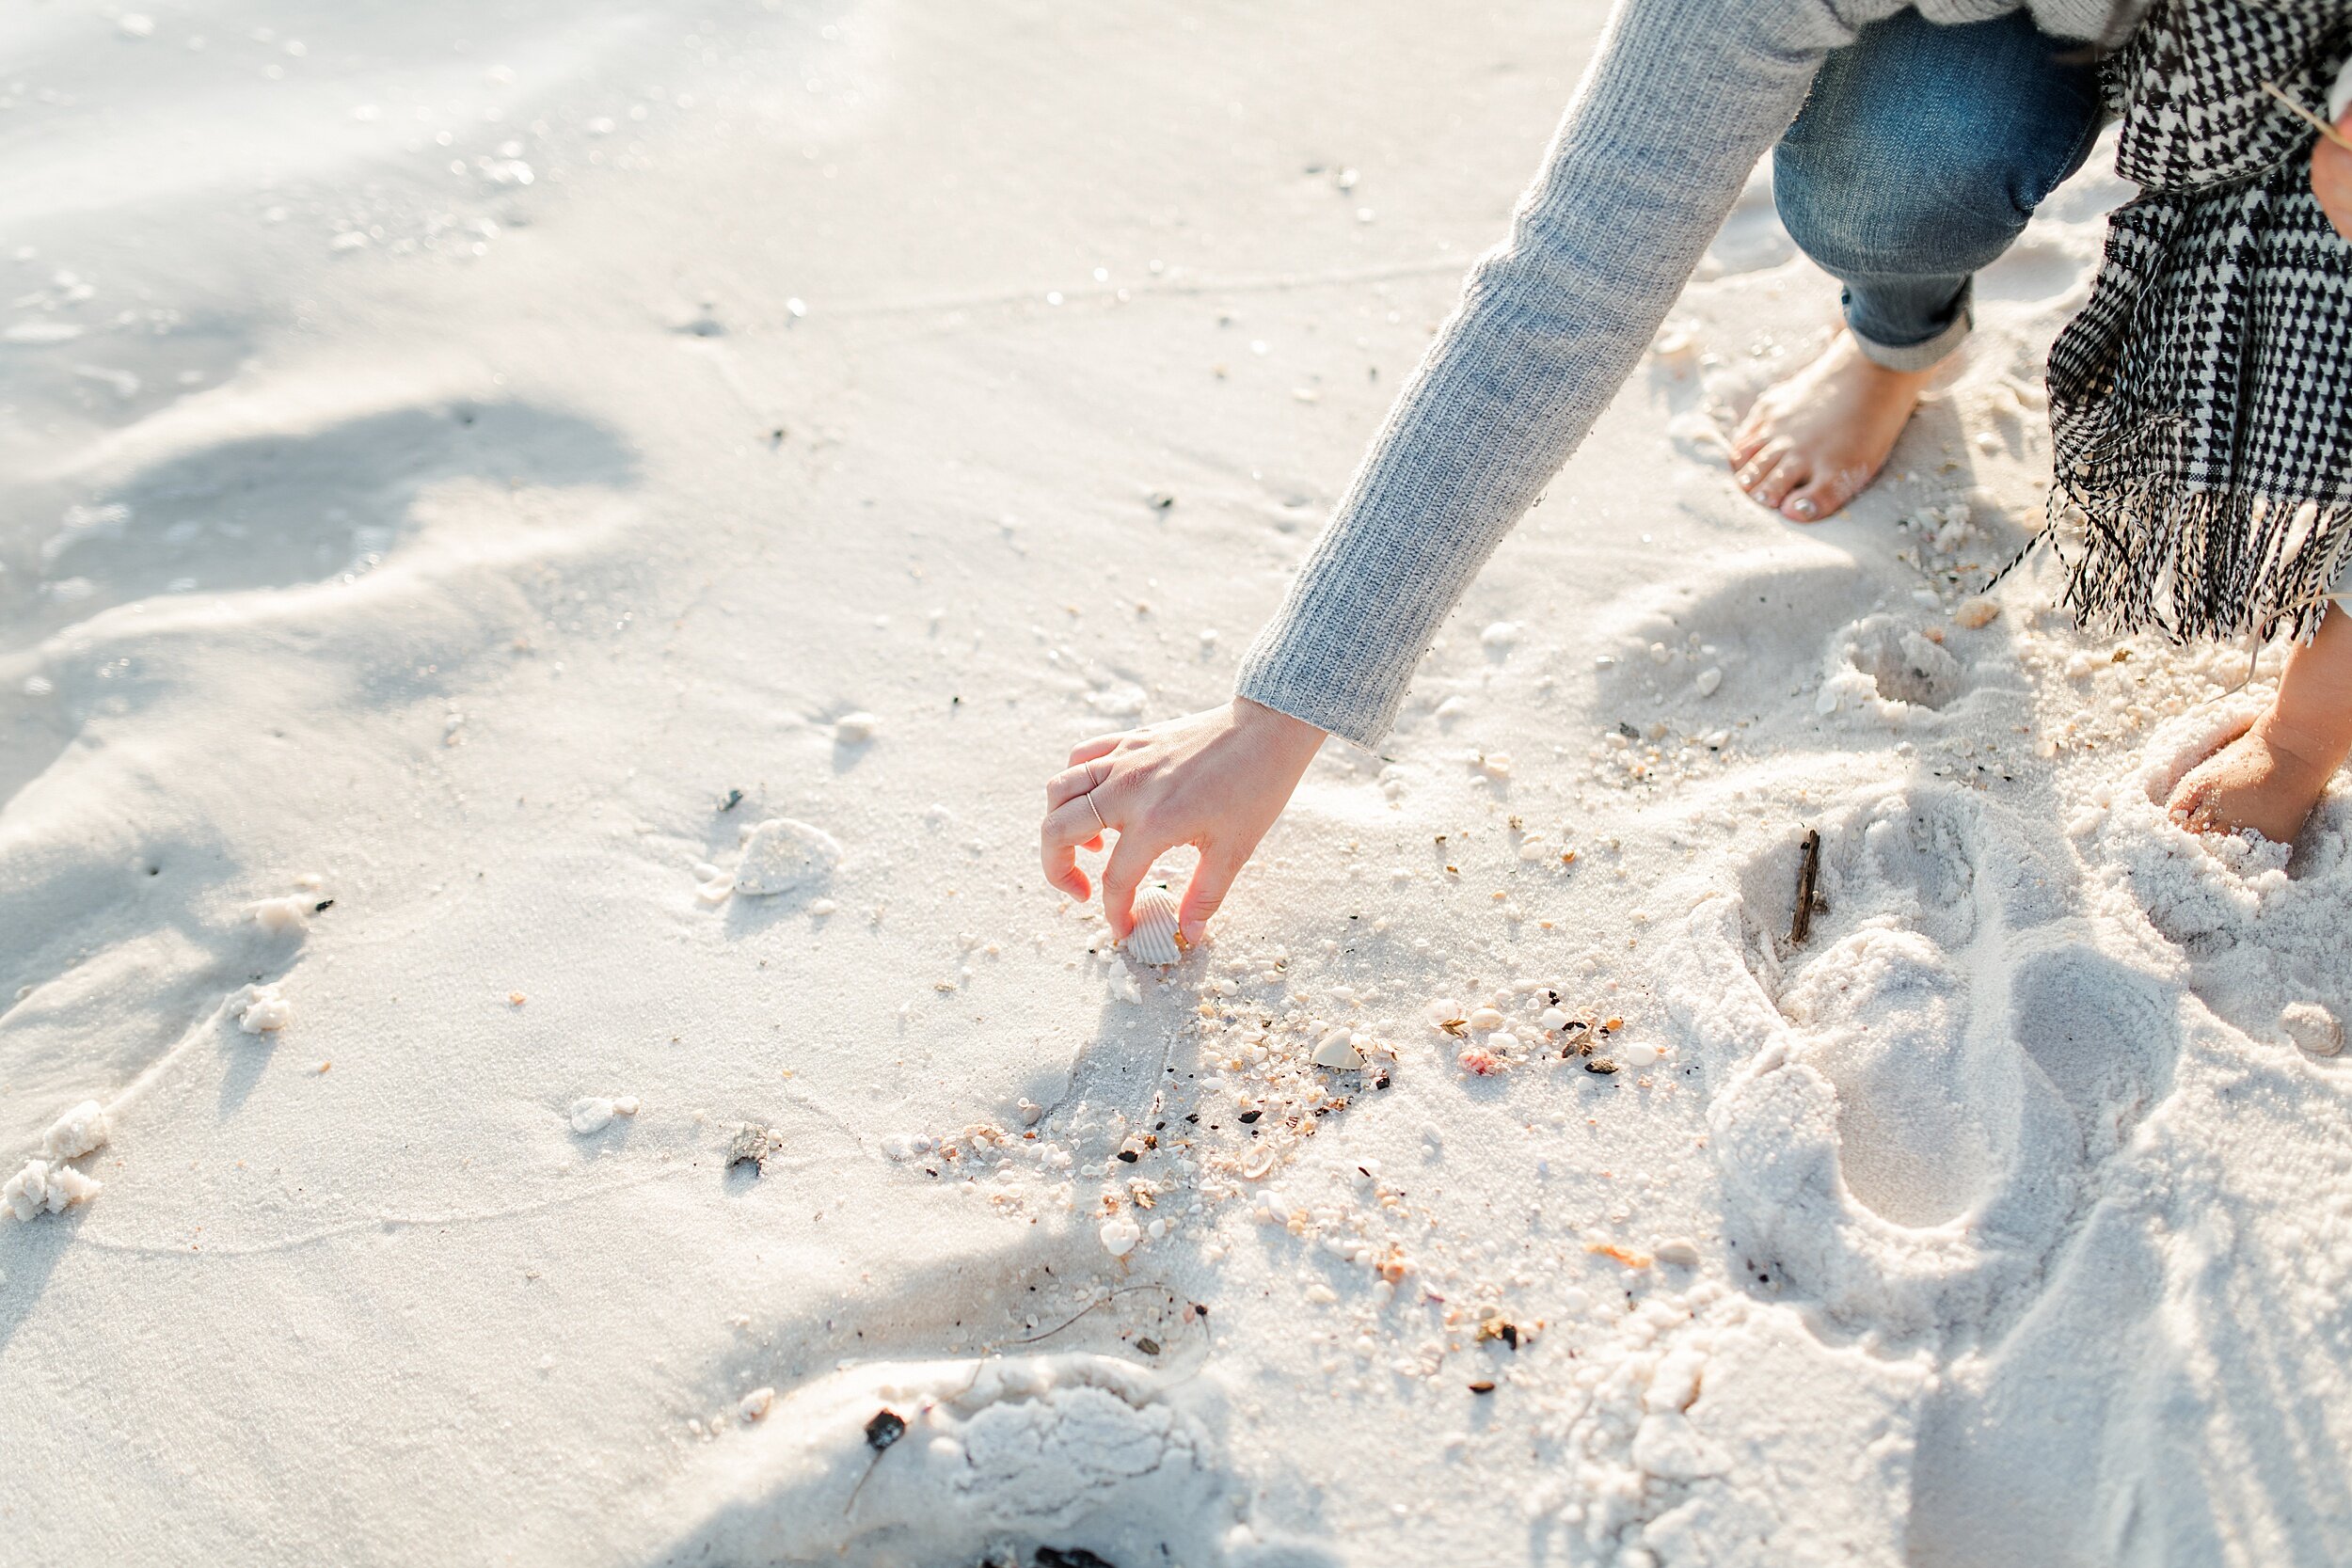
xmin=1044 ymin=759 xmax=1109 ymax=811
xmin=2317 ymin=147 xmax=2352 ymax=241
xmin=1098 ymin=826 xmax=1165 ymax=942
xmin=1066 ymin=732 xmax=1124 ymax=767
xmin=1177 ymin=845 xmax=1247 ymax=944
xmin=1039 ymin=795 xmax=1108 ymax=900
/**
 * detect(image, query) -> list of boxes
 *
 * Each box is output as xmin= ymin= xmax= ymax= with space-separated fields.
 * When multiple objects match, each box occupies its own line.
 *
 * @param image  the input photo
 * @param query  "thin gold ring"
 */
xmin=1085 ymin=791 xmax=1108 ymax=832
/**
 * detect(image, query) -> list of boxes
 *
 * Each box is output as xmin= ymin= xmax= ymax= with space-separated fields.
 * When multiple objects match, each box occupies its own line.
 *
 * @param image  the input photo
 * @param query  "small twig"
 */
xmin=2260 ymin=81 xmax=2352 ymax=150
xmin=1008 ymin=1284 xmax=1174 ymax=1347
xmin=1789 ymin=829 xmax=1821 ymax=947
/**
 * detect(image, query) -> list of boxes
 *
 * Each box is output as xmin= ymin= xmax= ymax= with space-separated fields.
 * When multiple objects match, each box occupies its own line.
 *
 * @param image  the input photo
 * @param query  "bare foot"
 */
xmin=2168 ymin=716 xmax=2338 ymax=847
xmin=2169 ymin=609 xmax=2352 ymax=851
xmin=1729 ymin=332 xmax=1944 ymax=522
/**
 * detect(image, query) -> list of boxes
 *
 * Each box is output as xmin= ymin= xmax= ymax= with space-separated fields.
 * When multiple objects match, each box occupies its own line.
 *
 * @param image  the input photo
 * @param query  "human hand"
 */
xmin=2312 ymin=106 xmax=2352 ymax=242
xmin=1040 ymin=697 xmax=1327 ymax=944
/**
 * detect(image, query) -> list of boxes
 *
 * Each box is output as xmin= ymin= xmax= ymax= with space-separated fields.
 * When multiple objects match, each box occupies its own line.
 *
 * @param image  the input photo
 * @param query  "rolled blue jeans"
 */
xmin=1773 ymin=8 xmax=2106 ymax=371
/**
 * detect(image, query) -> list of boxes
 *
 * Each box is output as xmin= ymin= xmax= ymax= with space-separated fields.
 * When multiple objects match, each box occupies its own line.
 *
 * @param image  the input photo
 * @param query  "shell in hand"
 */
xmin=736 ymin=818 xmax=842 ymax=896
xmin=1123 ymin=887 xmax=1184 ymax=965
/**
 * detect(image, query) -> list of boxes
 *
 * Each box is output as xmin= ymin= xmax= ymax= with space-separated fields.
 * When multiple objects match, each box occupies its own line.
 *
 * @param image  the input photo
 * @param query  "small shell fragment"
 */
xmin=569 ymin=1096 xmax=639 ymax=1134
xmin=3 ymin=1159 xmax=100 ymax=1221
xmin=2282 ymin=1002 xmax=2344 ymax=1058
xmin=1654 ymin=1238 xmax=1702 ymax=1268
xmin=235 ymin=983 xmax=293 ymax=1034
xmin=41 ymin=1101 xmax=110 ymax=1161
xmin=1124 ymin=887 xmax=1184 ymax=966
xmin=1100 ymin=1215 xmax=1142 ymax=1257
xmin=1311 ymin=1029 xmax=1365 ymax=1069
xmin=735 ymin=818 xmax=842 ymax=897
xmin=739 ymin=1386 xmax=775 ymax=1422
xmin=728 ymin=1123 xmax=782 ymax=1172
xmin=1953 ymin=596 xmax=2000 ymax=629
xmin=248 ymin=895 xmax=312 ymax=935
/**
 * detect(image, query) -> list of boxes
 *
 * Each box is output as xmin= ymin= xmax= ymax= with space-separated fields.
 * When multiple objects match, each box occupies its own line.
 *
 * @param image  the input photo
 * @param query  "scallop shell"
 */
xmin=2283 ymin=1002 xmax=2344 ymax=1057
xmin=1123 ymin=887 xmax=1183 ymax=965
xmin=735 ymin=817 xmax=842 ymax=897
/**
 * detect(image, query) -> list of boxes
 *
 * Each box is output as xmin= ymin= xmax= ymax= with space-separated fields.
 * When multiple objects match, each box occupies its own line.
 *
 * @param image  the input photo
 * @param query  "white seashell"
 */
xmin=1538 ymin=1007 xmax=1569 ymax=1031
xmin=3 ymin=1158 xmax=101 ymax=1221
xmin=833 ymin=711 xmax=881 ymax=743
xmin=1620 ymin=1041 xmax=1660 ymax=1069
xmin=570 ymin=1097 xmax=637 ymax=1134
xmin=1468 ymin=1006 xmax=1506 ymax=1033
xmin=249 ymin=895 xmax=311 ymax=935
xmin=735 ymin=818 xmax=842 ymax=896
xmin=1099 ymin=1215 xmax=1142 ymax=1258
xmin=1693 ymin=667 xmax=1724 ymax=698
xmin=1426 ymin=998 xmax=1462 ymax=1028
xmin=1480 ymin=752 xmax=1513 ymax=779
xmin=1480 ymin=621 xmax=1521 ymax=648
xmin=1239 ymin=1146 xmax=1279 ymax=1180
xmin=1123 ymin=888 xmax=1184 ymax=965
xmin=1311 ymin=1028 xmax=1365 ymax=1069
xmin=1654 ymin=1238 xmax=1702 ymax=1268
xmin=41 ymin=1101 xmax=109 ymax=1161
xmin=739 ymin=1386 xmax=775 ymax=1422
xmin=235 ymin=983 xmax=292 ymax=1034
xmin=2283 ymin=1002 xmax=2344 ymax=1057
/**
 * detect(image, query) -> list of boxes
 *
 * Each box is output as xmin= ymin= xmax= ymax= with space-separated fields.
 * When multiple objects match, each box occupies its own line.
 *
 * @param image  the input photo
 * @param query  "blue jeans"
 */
xmin=1773 ymin=8 xmax=2106 ymax=371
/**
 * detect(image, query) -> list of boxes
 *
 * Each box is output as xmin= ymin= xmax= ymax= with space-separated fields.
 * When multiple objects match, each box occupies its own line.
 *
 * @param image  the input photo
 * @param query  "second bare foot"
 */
xmin=1730 ymin=332 xmax=1944 ymax=522
xmin=2167 ymin=717 xmax=2338 ymax=850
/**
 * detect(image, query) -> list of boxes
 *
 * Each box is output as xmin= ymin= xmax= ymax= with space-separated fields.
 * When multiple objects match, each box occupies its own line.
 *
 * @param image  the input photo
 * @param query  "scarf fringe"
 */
xmin=2041 ymin=438 xmax=2352 ymax=644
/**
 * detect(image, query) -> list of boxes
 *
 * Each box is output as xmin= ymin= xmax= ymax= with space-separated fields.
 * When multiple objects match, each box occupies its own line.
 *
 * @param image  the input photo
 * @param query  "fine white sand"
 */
xmin=4 ymin=4 xmax=2349 ymax=1564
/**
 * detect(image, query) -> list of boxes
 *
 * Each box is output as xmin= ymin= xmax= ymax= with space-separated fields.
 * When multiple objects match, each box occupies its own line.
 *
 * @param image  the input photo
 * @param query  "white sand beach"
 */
xmin=4 ymin=3 xmax=2349 ymax=1564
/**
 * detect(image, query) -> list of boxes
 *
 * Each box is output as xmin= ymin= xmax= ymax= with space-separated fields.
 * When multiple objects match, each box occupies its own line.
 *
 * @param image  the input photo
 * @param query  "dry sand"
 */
xmin=4 ymin=3 xmax=2349 ymax=1564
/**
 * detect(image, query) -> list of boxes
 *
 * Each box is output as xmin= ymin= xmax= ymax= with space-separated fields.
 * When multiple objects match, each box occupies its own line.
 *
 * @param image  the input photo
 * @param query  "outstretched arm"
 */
xmin=1237 ymin=0 xmax=1874 ymax=746
xmin=1047 ymin=0 xmax=1957 ymax=939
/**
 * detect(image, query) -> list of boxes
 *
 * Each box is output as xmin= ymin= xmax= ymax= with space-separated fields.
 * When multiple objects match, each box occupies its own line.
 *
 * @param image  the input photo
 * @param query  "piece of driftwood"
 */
xmin=1789 ymin=829 xmax=1822 ymax=946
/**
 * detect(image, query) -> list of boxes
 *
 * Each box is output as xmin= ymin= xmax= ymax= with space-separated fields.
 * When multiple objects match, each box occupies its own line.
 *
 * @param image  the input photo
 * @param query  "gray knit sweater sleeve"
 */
xmin=1233 ymin=0 xmax=1882 ymax=747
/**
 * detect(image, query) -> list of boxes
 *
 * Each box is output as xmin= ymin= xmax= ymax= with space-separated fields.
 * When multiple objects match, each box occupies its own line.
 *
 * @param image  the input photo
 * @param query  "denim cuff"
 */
xmin=1849 ymin=306 xmax=1971 ymax=372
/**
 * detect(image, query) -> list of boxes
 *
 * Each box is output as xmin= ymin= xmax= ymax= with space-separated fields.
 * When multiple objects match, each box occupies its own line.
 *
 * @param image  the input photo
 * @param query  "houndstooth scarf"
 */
xmin=2042 ymin=0 xmax=2352 ymax=642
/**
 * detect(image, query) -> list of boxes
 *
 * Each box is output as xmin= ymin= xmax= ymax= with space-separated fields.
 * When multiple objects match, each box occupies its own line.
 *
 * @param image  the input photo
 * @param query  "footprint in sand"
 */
xmin=653 ymin=1353 xmax=1334 ymax=1568
xmin=1816 ymin=613 xmax=1973 ymax=721
xmin=1667 ymin=784 xmax=2180 ymax=1339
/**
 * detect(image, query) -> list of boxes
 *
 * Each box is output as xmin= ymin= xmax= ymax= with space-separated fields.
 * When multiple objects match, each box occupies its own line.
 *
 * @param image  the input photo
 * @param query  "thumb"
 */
xmin=1178 ymin=846 xmax=1248 ymax=945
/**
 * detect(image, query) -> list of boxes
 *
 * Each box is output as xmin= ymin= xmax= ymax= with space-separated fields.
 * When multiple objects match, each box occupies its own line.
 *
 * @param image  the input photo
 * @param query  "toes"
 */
xmin=1728 ymin=418 xmax=1772 ymax=467
xmin=1734 ymin=443 xmax=1788 ymax=497
xmin=1784 ymin=465 xmax=1865 ymax=523
xmin=1750 ymin=455 xmax=1807 ymax=511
